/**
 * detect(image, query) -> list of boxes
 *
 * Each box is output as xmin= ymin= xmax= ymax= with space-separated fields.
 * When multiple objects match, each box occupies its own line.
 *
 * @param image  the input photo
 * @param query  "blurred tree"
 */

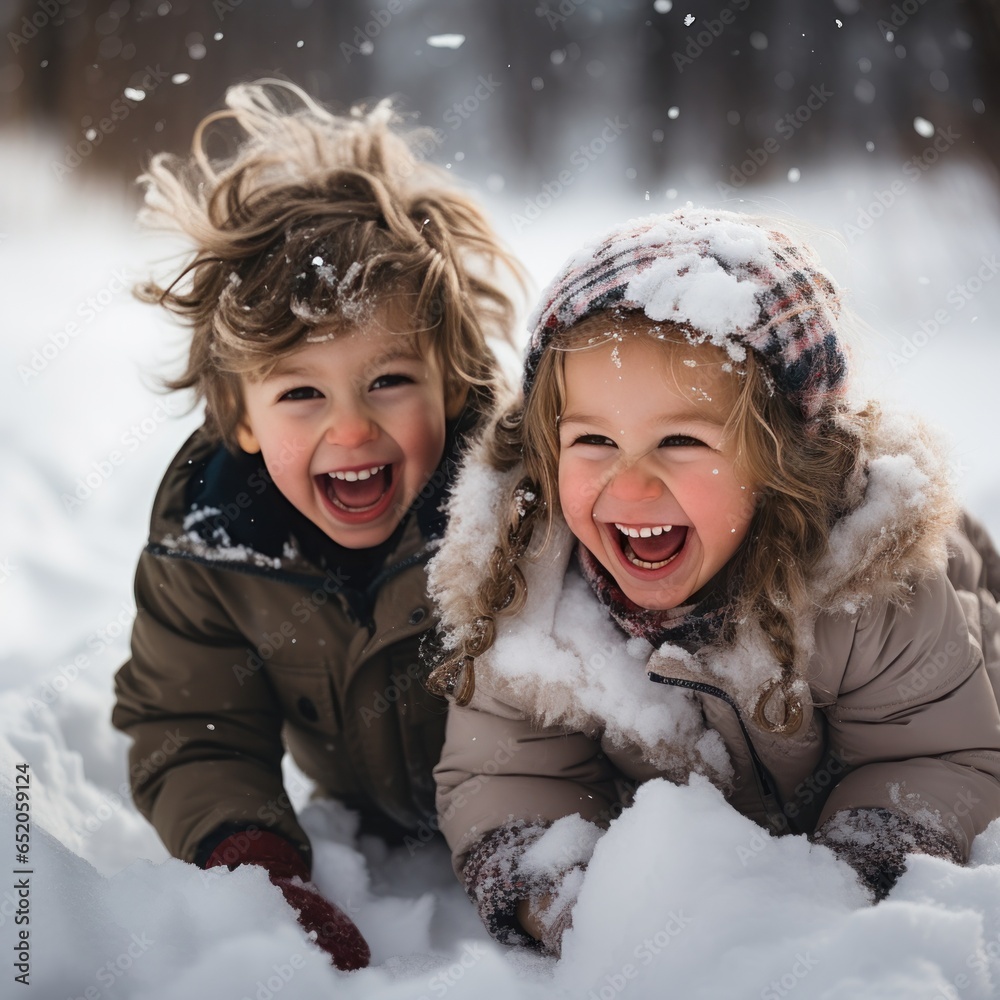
xmin=0 ymin=0 xmax=996 ymax=196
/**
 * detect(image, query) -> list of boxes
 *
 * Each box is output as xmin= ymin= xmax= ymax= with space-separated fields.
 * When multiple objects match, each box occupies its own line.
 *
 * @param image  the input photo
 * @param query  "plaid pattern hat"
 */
xmin=523 ymin=208 xmax=847 ymax=421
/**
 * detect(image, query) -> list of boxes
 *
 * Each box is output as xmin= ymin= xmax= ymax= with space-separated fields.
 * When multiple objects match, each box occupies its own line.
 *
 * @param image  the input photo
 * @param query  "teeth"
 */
xmin=328 ymin=465 xmax=384 ymax=482
xmin=614 ymin=522 xmax=673 ymax=538
xmin=624 ymin=546 xmax=679 ymax=571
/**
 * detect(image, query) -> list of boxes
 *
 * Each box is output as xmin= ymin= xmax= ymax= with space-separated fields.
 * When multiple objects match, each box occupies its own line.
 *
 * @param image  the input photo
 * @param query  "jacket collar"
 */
xmin=151 ymin=406 xmax=479 ymax=583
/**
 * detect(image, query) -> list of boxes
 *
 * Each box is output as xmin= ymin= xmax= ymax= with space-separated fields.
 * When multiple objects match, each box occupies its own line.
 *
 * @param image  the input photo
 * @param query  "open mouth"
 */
xmin=612 ymin=522 xmax=688 ymax=571
xmin=317 ymin=464 xmax=394 ymax=518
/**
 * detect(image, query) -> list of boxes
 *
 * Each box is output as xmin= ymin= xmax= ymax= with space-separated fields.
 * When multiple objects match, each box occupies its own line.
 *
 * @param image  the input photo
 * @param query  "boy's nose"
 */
xmin=324 ymin=407 xmax=377 ymax=449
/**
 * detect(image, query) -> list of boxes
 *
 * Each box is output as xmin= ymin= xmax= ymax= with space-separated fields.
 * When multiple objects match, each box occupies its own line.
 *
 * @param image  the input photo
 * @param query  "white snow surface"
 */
xmin=4 ymin=135 xmax=1000 ymax=997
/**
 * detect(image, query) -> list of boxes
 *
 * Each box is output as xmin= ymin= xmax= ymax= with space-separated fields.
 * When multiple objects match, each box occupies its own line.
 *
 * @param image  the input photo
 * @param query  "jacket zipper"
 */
xmin=648 ymin=674 xmax=795 ymax=835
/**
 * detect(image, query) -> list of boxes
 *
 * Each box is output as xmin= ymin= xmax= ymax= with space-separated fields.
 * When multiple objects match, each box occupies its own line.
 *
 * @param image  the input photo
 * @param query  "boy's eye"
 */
xmin=660 ymin=434 xmax=705 ymax=447
xmin=370 ymin=373 xmax=415 ymax=391
xmin=279 ymin=386 xmax=322 ymax=401
xmin=573 ymin=434 xmax=617 ymax=447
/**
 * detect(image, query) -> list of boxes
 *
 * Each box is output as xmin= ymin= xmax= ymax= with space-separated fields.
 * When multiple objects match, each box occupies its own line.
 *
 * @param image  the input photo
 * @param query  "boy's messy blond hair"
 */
xmin=138 ymin=79 xmax=524 ymax=450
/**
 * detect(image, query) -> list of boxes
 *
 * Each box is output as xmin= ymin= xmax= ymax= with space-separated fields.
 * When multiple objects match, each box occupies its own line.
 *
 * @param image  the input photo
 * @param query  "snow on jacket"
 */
xmin=113 ymin=422 xmax=462 ymax=867
xmin=430 ymin=406 xmax=1000 ymax=938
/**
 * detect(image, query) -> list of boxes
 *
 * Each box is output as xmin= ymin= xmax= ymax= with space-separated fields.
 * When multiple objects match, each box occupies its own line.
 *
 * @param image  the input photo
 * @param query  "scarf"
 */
xmin=575 ymin=543 xmax=730 ymax=654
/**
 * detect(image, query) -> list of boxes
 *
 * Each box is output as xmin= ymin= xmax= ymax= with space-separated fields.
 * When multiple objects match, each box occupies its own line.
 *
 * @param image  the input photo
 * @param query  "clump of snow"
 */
xmin=512 ymin=485 xmax=536 ymax=519
xmin=520 ymin=815 xmax=604 ymax=874
xmin=427 ymin=33 xmax=466 ymax=49
xmin=311 ymin=255 xmax=337 ymax=287
xmin=292 ymin=298 xmax=334 ymax=325
xmin=468 ymin=516 xmax=735 ymax=784
xmin=817 ymin=407 xmax=947 ymax=603
xmin=159 ymin=506 xmax=284 ymax=569
xmin=291 ymin=259 xmax=373 ymax=330
xmin=555 ymin=778 xmax=999 ymax=1000
xmin=530 ymin=209 xmax=837 ymax=371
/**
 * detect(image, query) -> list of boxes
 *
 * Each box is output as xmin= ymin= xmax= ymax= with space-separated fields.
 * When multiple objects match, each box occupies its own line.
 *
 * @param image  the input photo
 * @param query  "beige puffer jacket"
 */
xmin=430 ymin=407 xmax=1000 ymax=940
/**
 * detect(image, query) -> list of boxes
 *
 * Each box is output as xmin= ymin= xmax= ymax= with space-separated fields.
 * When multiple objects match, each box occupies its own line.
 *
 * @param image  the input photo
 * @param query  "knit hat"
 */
xmin=523 ymin=208 xmax=847 ymax=421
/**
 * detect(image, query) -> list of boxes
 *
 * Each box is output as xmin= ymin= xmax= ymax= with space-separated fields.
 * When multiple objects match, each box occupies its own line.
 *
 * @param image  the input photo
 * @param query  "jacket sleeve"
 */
xmin=815 ymin=567 xmax=1000 ymax=861
xmin=112 ymin=549 xmax=311 ymax=864
xmin=434 ymin=687 xmax=621 ymax=950
xmin=433 ymin=687 xmax=621 ymax=874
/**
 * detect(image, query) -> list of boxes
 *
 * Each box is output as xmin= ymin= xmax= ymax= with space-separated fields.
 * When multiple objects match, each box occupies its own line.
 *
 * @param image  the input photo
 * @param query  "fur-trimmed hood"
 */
xmin=428 ymin=403 xmax=961 ymax=780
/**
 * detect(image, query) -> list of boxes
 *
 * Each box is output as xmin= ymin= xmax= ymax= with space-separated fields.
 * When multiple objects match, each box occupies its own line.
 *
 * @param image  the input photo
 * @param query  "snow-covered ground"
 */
xmin=2 ymin=133 xmax=1000 ymax=998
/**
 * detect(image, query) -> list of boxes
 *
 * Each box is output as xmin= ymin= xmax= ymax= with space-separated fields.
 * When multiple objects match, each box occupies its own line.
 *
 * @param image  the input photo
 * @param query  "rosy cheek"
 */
xmin=558 ymin=470 xmax=591 ymax=526
xmin=264 ymin=436 xmax=311 ymax=478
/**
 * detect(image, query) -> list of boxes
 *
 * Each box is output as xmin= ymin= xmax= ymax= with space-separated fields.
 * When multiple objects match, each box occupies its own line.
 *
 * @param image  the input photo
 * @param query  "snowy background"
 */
xmin=3 ymin=1 xmax=1000 ymax=997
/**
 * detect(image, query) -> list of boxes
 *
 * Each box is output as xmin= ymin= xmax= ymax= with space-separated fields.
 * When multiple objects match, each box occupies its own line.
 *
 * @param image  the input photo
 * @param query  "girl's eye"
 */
xmin=573 ymin=434 xmax=617 ymax=447
xmin=660 ymin=434 xmax=705 ymax=447
xmin=279 ymin=386 xmax=322 ymax=402
xmin=371 ymin=373 xmax=414 ymax=391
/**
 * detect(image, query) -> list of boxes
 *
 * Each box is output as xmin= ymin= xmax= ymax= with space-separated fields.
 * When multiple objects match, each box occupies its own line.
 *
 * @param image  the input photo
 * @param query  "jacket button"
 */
xmin=297 ymin=696 xmax=319 ymax=723
xmin=408 ymin=608 xmax=426 ymax=626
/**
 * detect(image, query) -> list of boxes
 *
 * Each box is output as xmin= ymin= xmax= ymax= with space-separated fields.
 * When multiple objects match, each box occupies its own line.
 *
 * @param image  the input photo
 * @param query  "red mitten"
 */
xmin=204 ymin=830 xmax=370 ymax=971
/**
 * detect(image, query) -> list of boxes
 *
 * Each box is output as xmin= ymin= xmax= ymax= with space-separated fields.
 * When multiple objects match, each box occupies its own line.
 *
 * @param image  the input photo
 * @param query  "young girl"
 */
xmin=112 ymin=80 xmax=523 ymax=969
xmin=427 ymin=208 xmax=1000 ymax=955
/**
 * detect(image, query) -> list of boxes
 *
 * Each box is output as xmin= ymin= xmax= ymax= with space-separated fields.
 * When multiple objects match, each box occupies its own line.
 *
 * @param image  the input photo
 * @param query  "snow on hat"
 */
xmin=523 ymin=208 xmax=847 ymax=421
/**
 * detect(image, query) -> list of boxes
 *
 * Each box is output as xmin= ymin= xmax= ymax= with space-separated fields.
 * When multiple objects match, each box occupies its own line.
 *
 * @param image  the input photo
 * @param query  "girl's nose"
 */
xmin=607 ymin=456 xmax=665 ymax=503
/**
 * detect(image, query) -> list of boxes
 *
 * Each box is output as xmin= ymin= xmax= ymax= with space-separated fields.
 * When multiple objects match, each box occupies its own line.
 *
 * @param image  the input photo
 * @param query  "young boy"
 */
xmin=112 ymin=81 xmax=521 ymax=970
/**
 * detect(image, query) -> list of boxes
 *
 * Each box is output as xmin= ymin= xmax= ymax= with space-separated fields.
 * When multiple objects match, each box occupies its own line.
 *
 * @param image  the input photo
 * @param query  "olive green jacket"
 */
xmin=113 ymin=426 xmax=450 ymax=866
